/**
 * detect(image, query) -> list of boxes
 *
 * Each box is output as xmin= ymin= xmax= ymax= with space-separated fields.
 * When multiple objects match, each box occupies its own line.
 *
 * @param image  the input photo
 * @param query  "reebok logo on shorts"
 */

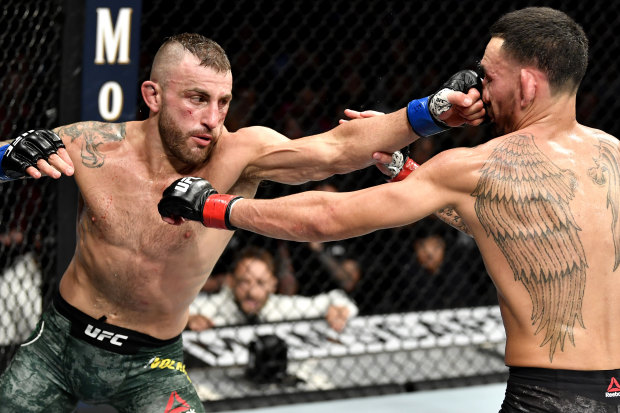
xmin=605 ymin=377 xmax=620 ymax=398
xmin=165 ymin=391 xmax=195 ymax=413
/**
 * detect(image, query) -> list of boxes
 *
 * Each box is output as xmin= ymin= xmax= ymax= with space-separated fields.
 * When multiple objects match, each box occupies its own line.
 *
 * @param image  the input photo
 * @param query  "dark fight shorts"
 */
xmin=0 ymin=292 xmax=204 ymax=413
xmin=500 ymin=366 xmax=620 ymax=413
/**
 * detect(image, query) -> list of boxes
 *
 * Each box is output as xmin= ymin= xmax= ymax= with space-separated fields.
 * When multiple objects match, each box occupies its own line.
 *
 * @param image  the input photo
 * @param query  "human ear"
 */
xmin=520 ymin=69 xmax=537 ymax=107
xmin=141 ymin=80 xmax=161 ymax=113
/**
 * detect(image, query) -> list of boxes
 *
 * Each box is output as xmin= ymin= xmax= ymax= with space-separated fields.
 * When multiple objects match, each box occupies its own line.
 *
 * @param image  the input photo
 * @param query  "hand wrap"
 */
xmin=386 ymin=146 xmax=420 ymax=182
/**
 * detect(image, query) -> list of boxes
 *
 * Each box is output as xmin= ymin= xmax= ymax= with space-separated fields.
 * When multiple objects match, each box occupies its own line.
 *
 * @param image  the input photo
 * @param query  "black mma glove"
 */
xmin=406 ymin=69 xmax=483 ymax=137
xmin=0 ymin=129 xmax=65 ymax=181
xmin=158 ymin=177 xmax=243 ymax=230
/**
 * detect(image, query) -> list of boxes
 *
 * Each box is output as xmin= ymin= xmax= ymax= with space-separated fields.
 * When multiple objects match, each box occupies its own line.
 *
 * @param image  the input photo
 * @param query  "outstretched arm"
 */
xmin=349 ymin=106 xmax=474 ymax=236
xmin=227 ymin=179 xmax=440 ymax=242
xmin=372 ymin=145 xmax=473 ymax=236
xmin=242 ymin=108 xmax=414 ymax=184
xmin=245 ymin=70 xmax=485 ymax=184
xmin=158 ymin=149 xmax=470 ymax=240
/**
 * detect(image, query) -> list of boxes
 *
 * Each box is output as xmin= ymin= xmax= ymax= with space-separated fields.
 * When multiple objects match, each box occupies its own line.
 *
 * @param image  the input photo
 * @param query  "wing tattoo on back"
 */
xmin=588 ymin=138 xmax=620 ymax=270
xmin=471 ymin=133 xmax=587 ymax=362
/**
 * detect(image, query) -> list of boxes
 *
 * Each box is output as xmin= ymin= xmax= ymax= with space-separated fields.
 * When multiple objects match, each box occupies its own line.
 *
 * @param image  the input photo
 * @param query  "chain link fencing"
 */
xmin=1 ymin=0 xmax=619 ymax=410
xmin=0 ymin=0 xmax=63 ymax=372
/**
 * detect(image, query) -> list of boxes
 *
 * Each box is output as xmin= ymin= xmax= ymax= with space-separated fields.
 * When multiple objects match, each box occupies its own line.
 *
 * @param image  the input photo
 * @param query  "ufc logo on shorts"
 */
xmin=174 ymin=177 xmax=200 ymax=193
xmin=84 ymin=324 xmax=128 ymax=346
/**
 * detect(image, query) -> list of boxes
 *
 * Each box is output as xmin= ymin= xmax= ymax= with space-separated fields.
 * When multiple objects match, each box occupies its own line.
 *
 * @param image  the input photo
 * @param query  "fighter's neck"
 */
xmin=514 ymin=93 xmax=578 ymax=133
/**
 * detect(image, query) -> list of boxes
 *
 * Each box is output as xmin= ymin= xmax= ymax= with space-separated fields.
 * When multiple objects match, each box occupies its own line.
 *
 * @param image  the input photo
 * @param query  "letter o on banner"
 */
xmin=98 ymin=81 xmax=124 ymax=121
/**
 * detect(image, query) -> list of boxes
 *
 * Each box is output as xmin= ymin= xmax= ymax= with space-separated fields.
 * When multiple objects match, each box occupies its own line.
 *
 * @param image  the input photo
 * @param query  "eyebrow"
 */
xmin=187 ymin=88 xmax=232 ymax=101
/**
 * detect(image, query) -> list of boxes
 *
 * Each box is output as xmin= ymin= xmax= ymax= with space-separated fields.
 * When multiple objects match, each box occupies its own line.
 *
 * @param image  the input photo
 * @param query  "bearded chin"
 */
xmin=158 ymin=111 xmax=215 ymax=166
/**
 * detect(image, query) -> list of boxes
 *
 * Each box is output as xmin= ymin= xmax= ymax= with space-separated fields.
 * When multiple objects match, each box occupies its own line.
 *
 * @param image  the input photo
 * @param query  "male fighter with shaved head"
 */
xmin=0 ymin=33 xmax=483 ymax=411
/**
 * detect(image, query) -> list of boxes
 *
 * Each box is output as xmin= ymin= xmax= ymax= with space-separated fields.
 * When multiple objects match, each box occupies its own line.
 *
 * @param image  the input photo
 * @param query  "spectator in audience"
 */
xmin=198 ymin=232 xmax=300 ymax=296
xmin=187 ymin=246 xmax=358 ymax=332
xmin=361 ymin=219 xmax=480 ymax=313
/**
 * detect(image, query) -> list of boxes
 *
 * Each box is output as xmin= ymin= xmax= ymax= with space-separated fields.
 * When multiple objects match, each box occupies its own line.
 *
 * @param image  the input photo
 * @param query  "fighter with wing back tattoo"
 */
xmin=472 ymin=133 xmax=587 ymax=362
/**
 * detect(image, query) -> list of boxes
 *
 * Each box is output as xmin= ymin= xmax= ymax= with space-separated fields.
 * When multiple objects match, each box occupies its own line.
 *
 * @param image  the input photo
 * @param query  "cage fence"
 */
xmin=1 ymin=0 xmax=619 ymax=410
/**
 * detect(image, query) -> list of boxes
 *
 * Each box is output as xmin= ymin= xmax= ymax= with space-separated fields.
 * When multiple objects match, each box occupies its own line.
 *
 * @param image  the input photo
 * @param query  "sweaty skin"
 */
xmin=53 ymin=115 xmax=411 ymax=340
xmin=50 ymin=49 xmax=483 ymax=340
xmin=226 ymin=38 xmax=620 ymax=370
xmin=229 ymin=123 xmax=620 ymax=370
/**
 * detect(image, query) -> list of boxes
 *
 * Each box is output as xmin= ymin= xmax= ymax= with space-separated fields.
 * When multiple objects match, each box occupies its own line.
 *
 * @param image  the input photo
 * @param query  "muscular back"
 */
xmin=54 ymin=121 xmax=258 ymax=339
xmin=452 ymin=124 xmax=620 ymax=369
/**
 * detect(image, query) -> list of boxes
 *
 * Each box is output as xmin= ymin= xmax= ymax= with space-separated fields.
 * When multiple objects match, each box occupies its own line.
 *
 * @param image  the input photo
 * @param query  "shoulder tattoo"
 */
xmin=471 ymin=133 xmax=587 ymax=362
xmin=588 ymin=138 xmax=620 ymax=270
xmin=56 ymin=122 xmax=125 ymax=168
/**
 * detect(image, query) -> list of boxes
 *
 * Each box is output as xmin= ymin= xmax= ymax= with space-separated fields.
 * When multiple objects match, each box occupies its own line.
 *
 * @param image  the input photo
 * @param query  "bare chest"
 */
xmin=77 ymin=162 xmax=212 ymax=257
xmin=71 ymin=137 xmax=252 ymax=263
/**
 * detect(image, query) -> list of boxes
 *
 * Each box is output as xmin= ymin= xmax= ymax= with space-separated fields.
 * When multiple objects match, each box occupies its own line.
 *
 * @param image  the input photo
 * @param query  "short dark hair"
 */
xmin=232 ymin=246 xmax=276 ymax=276
xmin=490 ymin=7 xmax=588 ymax=94
xmin=163 ymin=33 xmax=231 ymax=73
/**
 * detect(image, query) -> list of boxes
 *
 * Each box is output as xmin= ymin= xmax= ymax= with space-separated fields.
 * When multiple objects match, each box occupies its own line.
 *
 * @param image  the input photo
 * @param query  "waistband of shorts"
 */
xmin=508 ymin=366 xmax=620 ymax=389
xmin=53 ymin=290 xmax=181 ymax=355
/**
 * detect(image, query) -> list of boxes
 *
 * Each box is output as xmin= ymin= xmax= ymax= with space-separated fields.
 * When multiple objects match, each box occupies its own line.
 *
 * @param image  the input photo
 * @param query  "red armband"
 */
xmin=389 ymin=158 xmax=420 ymax=182
xmin=202 ymin=194 xmax=243 ymax=230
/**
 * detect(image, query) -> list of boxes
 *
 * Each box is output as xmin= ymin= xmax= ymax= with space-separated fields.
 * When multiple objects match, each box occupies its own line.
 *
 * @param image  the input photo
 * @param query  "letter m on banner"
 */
xmin=94 ymin=8 xmax=132 ymax=65
xmin=82 ymin=0 xmax=142 ymax=122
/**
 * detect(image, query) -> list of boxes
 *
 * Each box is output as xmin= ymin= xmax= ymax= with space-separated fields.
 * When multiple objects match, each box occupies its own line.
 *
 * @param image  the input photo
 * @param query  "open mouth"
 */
xmin=191 ymin=136 xmax=212 ymax=147
xmin=243 ymin=300 xmax=259 ymax=310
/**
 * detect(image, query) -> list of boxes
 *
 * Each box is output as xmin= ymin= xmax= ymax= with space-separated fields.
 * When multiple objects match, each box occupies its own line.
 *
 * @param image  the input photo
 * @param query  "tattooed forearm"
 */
xmin=54 ymin=122 xmax=125 ymax=168
xmin=435 ymin=208 xmax=472 ymax=236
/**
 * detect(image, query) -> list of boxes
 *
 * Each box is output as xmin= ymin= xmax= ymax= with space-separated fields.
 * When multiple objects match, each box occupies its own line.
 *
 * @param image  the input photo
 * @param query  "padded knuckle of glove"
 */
xmin=1 ymin=130 xmax=63 ymax=178
xmin=158 ymin=177 xmax=213 ymax=222
xmin=428 ymin=70 xmax=484 ymax=123
xmin=442 ymin=69 xmax=482 ymax=94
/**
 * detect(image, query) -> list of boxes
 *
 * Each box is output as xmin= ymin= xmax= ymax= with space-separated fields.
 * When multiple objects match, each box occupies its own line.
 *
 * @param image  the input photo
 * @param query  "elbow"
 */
xmin=302 ymin=203 xmax=342 ymax=242
xmin=301 ymin=221 xmax=333 ymax=243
